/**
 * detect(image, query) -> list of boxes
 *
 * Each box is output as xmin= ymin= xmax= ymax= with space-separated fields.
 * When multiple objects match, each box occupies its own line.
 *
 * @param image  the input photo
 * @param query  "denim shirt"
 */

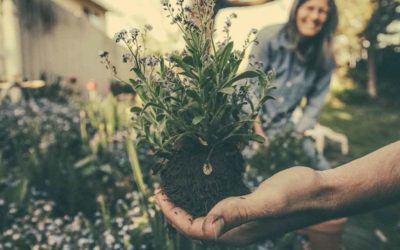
xmin=250 ymin=24 xmax=333 ymax=135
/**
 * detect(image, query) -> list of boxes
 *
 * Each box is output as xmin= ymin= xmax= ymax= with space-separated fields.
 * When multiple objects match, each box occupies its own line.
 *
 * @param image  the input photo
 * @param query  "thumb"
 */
xmin=202 ymin=196 xmax=251 ymax=240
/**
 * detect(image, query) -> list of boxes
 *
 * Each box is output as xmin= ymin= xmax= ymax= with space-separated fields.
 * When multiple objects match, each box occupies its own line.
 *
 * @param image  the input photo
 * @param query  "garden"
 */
xmin=0 ymin=0 xmax=399 ymax=249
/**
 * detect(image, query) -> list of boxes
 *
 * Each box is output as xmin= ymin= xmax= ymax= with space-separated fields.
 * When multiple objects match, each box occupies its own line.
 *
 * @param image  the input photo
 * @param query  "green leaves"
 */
xmin=225 ymin=70 xmax=260 ymax=87
xmin=217 ymin=42 xmax=234 ymax=70
xmin=118 ymin=10 xmax=275 ymax=167
xmin=192 ymin=116 xmax=204 ymax=125
xmin=218 ymin=87 xmax=235 ymax=95
xmin=131 ymin=67 xmax=146 ymax=82
xmin=130 ymin=106 xmax=142 ymax=113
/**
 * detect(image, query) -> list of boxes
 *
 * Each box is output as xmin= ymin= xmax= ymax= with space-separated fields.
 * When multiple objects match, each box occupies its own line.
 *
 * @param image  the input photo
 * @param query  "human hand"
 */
xmin=254 ymin=116 xmax=270 ymax=149
xmin=155 ymin=167 xmax=325 ymax=246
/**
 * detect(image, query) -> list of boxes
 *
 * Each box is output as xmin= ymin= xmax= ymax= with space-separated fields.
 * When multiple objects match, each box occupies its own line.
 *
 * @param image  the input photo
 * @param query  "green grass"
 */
xmin=319 ymin=93 xmax=400 ymax=250
xmin=321 ymin=99 xmax=400 ymax=159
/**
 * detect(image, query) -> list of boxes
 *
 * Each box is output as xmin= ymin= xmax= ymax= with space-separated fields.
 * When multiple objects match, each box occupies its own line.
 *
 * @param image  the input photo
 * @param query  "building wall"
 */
xmin=0 ymin=2 xmax=5 ymax=81
xmin=19 ymin=1 xmax=130 ymax=95
xmin=0 ymin=0 xmax=23 ymax=83
xmin=53 ymin=0 xmax=107 ymax=31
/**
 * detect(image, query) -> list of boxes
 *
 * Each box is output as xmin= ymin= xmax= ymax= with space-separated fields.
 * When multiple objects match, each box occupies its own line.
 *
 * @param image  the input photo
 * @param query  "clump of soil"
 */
xmin=160 ymin=141 xmax=249 ymax=217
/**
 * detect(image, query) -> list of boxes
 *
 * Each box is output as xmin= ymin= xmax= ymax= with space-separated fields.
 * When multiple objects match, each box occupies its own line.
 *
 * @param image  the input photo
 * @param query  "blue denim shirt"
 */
xmin=250 ymin=24 xmax=333 ymax=135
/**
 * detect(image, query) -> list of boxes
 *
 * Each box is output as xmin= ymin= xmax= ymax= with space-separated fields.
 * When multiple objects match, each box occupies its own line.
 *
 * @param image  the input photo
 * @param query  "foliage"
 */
xmin=102 ymin=0 xmax=274 ymax=174
xmin=0 ymin=83 xmax=156 ymax=222
xmin=334 ymin=0 xmax=374 ymax=66
xmin=0 ymin=195 xmax=154 ymax=250
xmin=245 ymin=125 xmax=313 ymax=177
xmin=362 ymin=0 xmax=400 ymax=48
xmin=320 ymin=93 xmax=400 ymax=250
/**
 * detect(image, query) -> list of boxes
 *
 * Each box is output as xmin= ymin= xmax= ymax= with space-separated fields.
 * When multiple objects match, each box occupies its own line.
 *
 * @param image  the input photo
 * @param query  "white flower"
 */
xmin=129 ymin=28 xmax=140 ymax=39
xmin=122 ymin=53 xmax=132 ymax=63
xmin=104 ymin=231 xmax=115 ymax=246
xmin=78 ymin=238 xmax=89 ymax=247
xmin=43 ymin=204 xmax=52 ymax=212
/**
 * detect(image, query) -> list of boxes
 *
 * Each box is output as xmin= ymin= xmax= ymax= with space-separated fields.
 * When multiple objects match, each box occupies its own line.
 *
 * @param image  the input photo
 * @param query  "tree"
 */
xmin=361 ymin=0 xmax=400 ymax=98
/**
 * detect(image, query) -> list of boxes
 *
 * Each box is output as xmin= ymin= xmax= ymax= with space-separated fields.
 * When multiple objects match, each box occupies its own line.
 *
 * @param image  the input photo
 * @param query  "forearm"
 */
xmin=318 ymin=140 xmax=400 ymax=217
xmin=255 ymin=141 xmax=400 ymax=237
xmin=228 ymin=141 xmax=400 ymax=244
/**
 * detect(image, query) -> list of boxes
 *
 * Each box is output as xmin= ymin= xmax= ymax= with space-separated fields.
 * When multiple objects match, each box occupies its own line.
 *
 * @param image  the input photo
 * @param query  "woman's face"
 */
xmin=296 ymin=0 xmax=329 ymax=37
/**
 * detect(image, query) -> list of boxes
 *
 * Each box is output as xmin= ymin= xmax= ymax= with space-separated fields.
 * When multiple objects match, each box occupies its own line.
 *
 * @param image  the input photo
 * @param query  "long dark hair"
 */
xmin=284 ymin=0 xmax=338 ymax=70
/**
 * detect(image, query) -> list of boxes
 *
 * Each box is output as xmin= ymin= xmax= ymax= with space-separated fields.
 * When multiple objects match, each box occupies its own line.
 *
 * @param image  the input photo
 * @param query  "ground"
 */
xmin=320 ymin=90 xmax=400 ymax=250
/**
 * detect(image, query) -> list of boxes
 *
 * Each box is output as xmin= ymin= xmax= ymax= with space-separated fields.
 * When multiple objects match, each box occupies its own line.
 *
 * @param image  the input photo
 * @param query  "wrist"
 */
xmin=313 ymin=169 xmax=346 ymax=217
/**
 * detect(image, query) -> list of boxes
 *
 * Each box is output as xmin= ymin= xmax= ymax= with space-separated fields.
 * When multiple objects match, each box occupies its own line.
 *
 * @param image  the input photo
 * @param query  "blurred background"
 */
xmin=0 ymin=0 xmax=399 ymax=249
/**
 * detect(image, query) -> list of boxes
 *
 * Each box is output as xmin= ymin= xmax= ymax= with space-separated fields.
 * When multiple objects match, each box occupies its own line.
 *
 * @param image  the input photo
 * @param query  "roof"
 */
xmin=87 ymin=0 xmax=117 ymax=12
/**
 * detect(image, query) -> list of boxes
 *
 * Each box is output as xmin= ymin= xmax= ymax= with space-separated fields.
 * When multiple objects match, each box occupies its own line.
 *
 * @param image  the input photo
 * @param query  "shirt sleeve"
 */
xmin=242 ymin=28 xmax=273 ymax=115
xmin=296 ymin=70 xmax=332 ymax=133
xmin=248 ymin=28 xmax=274 ymax=72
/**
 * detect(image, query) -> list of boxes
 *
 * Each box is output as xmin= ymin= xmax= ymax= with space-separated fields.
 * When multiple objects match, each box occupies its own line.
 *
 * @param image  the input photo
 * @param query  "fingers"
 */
xmin=217 ymin=220 xmax=266 ymax=246
xmin=154 ymin=189 xmax=206 ymax=239
xmin=201 ymin=195 xmax=253 ymax=238
xmin=155 ymin=189 xmax=256 ymax=244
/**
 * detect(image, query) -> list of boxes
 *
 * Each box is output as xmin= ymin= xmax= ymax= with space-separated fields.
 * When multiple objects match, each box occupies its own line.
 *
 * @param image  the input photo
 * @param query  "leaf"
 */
xmin=164 ymin=96 xmax=180 ymax=103
xmin=250 ymin=134 xmax=266 ymax=143
xmin=169 ymin=54 xmax=193 ymax=75
xmin=225 ymin=70 xmax=260 ymax=87
xmin=130 ymin=106 xmax=143 ymax=113
xmin=74 ymin=155 xmax=97 ymax=168
xmin=156 ymin=113 xmax=166 ymax=122
xmin=82 ymin=165 xmax=97 ymax=176
xmin=182 ymin=56 xmax=194 ymax=67
xmin=131 ymin=67 xmax=146 ymax=81
xmin=155 ymin=85 xmax=161 ymax=96
xmin=259 ymin=95 xmax=275 ymax=105
xmin=160 ymin=57 xmax=165 ymax=76
xmin=192 ymin=115 xmax=204 ymax=125
xmin=142 ymin=102 xmax=165 ymax=113
xmin=218 ymin=42 xmax=234 ymax=69
xmin=186 ymin=89 xmax=201 ymax=102
xmin=219 ymin=87 xmax=235 ymax=95
xmin=198 ymin=137 xmax=208 ymax=146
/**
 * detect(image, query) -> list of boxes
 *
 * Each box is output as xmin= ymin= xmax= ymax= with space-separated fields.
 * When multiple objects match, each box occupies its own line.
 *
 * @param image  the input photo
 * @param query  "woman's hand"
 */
xmin=254 ymin=116 xmax=270 ymax=148
xmin=155 ymin=167 xmax=325 ymax=246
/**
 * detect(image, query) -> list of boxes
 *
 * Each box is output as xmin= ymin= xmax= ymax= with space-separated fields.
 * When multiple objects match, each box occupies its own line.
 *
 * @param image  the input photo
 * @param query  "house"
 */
xmin=0 ymin=0 xmax=129 ymax=94
xmin=53 ymin=0 xmax=113 ymax=31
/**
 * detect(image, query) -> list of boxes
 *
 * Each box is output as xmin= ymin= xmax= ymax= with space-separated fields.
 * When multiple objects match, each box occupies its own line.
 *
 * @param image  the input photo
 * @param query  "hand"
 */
xmin=254 ymin=116 xmax=270 ymax=149
xmin=155 ymin=167 xmax=324 ymax=246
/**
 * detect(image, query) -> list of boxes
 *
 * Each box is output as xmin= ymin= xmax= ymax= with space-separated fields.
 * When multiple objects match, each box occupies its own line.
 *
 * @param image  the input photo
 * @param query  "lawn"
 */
xmin=320 ymin=91 xmax=400 ymax=250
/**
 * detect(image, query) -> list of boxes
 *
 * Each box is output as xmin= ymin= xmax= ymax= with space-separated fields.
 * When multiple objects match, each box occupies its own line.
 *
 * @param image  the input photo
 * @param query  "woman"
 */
xmin=252 ymin=0 xmax=338 ymax=170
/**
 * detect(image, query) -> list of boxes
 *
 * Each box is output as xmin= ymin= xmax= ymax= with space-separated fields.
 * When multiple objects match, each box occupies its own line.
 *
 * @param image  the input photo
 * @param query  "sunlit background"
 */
xmin=105 ymin=0 xmax=294 ymax=50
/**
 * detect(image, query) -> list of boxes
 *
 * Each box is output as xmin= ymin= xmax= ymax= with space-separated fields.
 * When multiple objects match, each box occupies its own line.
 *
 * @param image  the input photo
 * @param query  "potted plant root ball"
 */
xmin=102 ymin=0 xmax=274 ymax=217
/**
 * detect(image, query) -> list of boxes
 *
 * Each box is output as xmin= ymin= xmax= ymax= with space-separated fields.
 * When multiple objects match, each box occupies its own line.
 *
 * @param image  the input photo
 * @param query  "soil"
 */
xmin=160 ymin=141 xmax=249 ymax=217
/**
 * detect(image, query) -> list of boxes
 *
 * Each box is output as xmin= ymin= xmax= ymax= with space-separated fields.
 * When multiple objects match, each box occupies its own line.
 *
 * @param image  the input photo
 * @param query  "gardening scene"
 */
xmin=0 ymin=0 xmax=399 ymax=249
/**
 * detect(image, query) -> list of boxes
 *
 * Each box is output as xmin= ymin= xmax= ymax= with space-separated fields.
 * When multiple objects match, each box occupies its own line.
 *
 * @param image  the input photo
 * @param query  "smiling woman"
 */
xmin=296 ymin=0 xmax=329 ymax=37
xmin=252 ymin=0 xmax=338 ymax=170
